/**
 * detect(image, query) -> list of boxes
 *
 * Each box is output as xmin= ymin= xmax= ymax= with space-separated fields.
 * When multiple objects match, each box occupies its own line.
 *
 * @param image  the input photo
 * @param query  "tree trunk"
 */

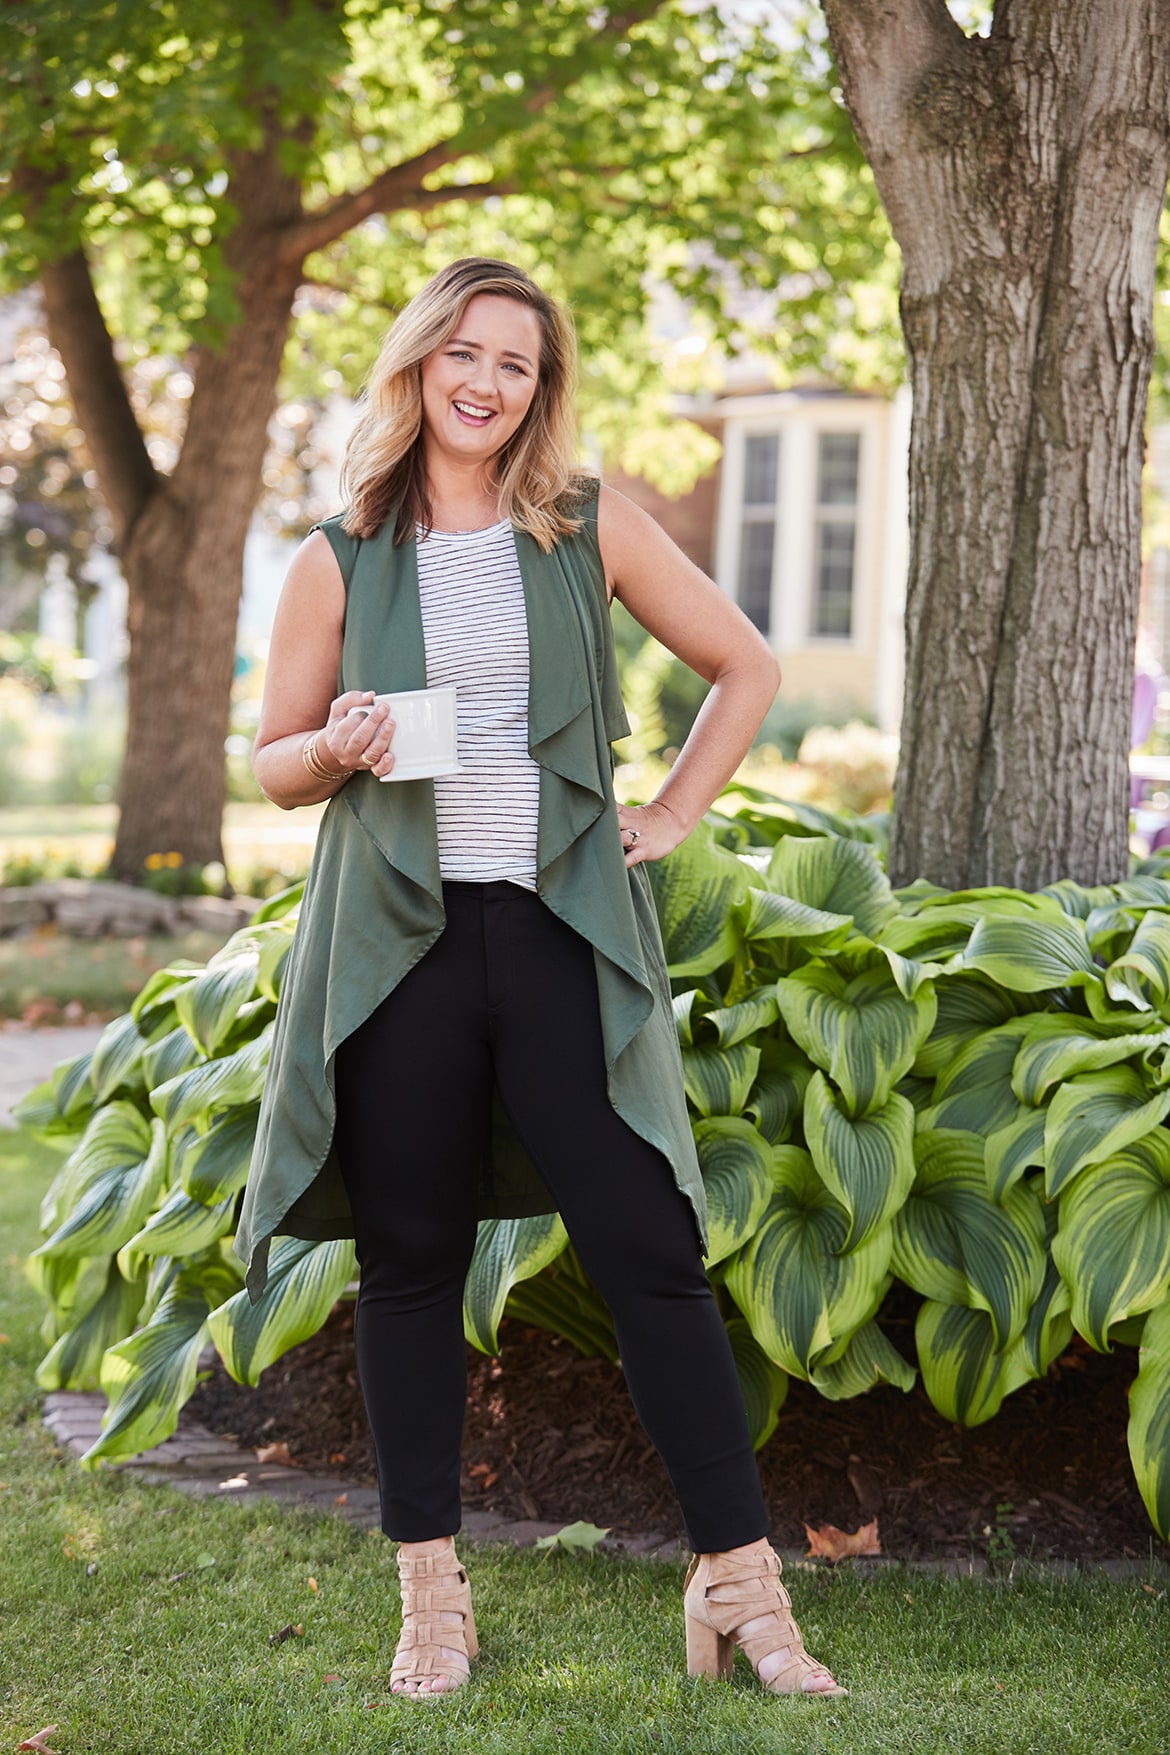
xmin=822 ymin=0 xmax=1170 ymax=890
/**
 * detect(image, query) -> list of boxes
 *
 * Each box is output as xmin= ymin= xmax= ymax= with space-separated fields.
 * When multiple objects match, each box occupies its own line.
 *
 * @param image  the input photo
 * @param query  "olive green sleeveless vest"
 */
xmin=234 ymin=488 xmax=706 ymax=1301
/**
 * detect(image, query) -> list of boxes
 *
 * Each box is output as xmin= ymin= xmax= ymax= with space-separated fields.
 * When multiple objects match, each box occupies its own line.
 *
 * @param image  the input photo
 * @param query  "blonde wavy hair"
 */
xmin=340 ymin=258 xmax=593 ymax=551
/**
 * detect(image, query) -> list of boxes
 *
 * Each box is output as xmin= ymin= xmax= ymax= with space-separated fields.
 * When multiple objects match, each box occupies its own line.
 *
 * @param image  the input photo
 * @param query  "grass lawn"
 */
xmin=0 ymin=802 xmax=324 ymax=888
xmin=2 ymin=1130 xmax=1168 ymax=1755
xmin=0 ymin=930 xmax=234 ymax=1022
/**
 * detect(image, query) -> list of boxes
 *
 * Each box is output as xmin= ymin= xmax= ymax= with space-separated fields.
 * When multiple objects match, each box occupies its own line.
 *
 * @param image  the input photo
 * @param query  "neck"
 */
xmin=422 ymin=440 xmax=500 ymax=525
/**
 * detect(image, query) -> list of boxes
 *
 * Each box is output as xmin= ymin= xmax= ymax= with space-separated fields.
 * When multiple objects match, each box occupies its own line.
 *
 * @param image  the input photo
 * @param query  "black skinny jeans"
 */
xmin=332 ymin=879 xmax=770 ymax=1554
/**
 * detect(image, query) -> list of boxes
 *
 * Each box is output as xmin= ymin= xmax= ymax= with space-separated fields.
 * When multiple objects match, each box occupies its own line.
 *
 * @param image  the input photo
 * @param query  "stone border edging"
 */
xmin=40 ymin=1390 xmax=1170 ymax=1582
xmin=0 ymin=878 xmax=261 ymax=940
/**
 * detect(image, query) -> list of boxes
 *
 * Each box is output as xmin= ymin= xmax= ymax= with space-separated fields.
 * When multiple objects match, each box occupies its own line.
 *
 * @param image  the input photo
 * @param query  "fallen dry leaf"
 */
xmin=307 ymin=1576 xmax=319 ymax=1593
xmin=334 ymin=1493 xmax=348 ymax=1506
xmin=255 ymin=1440 xmax=296 ymax=1466
xmin=19 ymin=1729 xmax=61 ymax=1754
xmin=803 ymin=1517 xmax=882 ymax=1561
xmin=329 ymin=1452 xmax=347 ymax=1465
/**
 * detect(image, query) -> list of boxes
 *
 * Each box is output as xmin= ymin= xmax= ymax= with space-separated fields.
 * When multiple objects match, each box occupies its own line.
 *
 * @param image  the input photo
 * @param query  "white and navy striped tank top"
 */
xmin=416 ymin=517 xmax=540 ymax=890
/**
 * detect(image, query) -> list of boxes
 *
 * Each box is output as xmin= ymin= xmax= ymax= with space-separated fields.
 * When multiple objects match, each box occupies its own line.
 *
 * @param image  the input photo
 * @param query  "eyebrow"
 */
xmin=448 ymin=336 xmax=536 ymax=368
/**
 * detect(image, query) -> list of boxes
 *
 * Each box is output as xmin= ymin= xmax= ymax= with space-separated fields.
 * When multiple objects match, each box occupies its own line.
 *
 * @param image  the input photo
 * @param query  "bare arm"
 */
xmin=251 ymin=530 xmax=398 ymax=808
xmin=597 ymin=485 xmax=780 ymax=864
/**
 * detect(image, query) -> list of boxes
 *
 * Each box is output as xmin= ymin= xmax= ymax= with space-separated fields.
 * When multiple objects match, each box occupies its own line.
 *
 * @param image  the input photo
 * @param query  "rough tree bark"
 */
xmin=821 ymin=0 xmax=1170 ymax=890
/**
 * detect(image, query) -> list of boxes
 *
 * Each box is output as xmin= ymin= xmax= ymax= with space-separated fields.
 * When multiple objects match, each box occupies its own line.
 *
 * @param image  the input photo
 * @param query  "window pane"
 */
xmin=813 ymin=520 xmax=855 ymax=637
xmin=817 ymin=433 xmax=860 ymax=506
xmin=738 ymin=519 xmax=775 ymax=633
xmin=743 ymin=432 xmax=779 ymax=506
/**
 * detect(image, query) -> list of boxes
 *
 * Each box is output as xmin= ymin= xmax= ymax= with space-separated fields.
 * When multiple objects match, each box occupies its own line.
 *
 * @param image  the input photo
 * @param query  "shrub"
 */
xmin=17 ymin=788 xmax=1170 ymax=1541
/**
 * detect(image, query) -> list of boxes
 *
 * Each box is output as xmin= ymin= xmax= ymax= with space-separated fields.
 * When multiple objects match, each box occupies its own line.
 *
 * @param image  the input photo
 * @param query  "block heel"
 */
xmin=682 ymin=1547 xmax=848 ymax=1698
xmin=685 ymin=1605 xmax=735 ymax=1679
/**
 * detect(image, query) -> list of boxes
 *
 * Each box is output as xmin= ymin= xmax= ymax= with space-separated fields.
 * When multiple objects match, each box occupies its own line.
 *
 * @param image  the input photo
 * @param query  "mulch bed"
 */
xmin=187 ymin=1281 xmax=1169 ymax=1566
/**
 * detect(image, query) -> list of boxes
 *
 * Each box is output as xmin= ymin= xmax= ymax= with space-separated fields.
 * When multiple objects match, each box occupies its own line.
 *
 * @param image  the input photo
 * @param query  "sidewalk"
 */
xmin=1 ymin=1022 xmax=106 ymax=1128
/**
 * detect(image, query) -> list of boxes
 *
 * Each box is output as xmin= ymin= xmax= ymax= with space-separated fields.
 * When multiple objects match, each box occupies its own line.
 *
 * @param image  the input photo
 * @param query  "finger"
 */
xmin=330 ymin=690 xmax=376 ymax=723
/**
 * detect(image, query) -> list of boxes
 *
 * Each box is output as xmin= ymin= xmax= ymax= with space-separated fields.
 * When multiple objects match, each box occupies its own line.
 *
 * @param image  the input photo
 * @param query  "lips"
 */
xmin=453 ymin=400 xmax=496 ymax=425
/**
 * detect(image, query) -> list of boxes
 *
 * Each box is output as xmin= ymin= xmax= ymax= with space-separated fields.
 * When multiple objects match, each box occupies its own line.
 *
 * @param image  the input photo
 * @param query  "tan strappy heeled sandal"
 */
xmin=390 ymin=1541 xmax=479 ymax=1697
xmin=683 ymin=1545 xmax=848 ymax=1697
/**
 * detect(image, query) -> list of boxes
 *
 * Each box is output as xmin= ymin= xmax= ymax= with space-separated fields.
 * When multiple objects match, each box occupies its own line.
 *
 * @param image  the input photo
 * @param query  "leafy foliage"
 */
xmin=19 ymin=787 xmax=1170 ymax=1541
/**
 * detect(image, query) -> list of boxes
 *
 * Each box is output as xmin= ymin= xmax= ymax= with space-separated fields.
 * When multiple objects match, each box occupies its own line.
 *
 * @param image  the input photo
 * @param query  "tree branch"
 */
xmin=820 ymin=0 xmax=970 ymax=172
xmin=39 ymin=248 xmax=159 ymax=545
xmin=279 ymin=0 xmax=668 ymax=262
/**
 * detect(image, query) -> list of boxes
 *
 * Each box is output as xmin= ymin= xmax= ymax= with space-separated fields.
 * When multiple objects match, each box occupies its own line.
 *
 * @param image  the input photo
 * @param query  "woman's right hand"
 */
xmin=318 ymin=690 xmax=397 ymax=779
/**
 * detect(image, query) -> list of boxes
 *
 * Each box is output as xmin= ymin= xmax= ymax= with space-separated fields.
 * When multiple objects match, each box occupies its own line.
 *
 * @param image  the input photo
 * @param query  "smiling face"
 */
xmin=419 ymin=293 xmax=543 ymax=474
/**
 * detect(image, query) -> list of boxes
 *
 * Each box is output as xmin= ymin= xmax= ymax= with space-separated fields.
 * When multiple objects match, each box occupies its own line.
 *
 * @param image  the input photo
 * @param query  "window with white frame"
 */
xmin=812 ymin=432 xmax=860 ymax=638
xmin=736 ymin=432 xmax=779 ymax=634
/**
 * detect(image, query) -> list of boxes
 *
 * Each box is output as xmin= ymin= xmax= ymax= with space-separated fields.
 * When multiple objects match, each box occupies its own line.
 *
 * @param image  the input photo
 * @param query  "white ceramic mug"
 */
xmin=346 ymin=684 xmax=461 ymax=782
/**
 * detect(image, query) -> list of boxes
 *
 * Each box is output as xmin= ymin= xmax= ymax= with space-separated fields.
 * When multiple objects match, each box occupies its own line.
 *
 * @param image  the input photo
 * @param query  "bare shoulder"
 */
xmin=274 ymin=528 xmax=347 ymax=628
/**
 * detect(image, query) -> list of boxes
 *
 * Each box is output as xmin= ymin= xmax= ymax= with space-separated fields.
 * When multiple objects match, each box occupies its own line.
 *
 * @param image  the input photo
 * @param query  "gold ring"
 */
xmin=360 ymin=751 xmax=377 ymax=767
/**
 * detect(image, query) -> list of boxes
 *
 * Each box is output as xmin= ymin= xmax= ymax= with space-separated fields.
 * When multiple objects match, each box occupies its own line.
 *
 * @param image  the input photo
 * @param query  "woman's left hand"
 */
xmin=617 ymin=799 xmax=690 ymax=868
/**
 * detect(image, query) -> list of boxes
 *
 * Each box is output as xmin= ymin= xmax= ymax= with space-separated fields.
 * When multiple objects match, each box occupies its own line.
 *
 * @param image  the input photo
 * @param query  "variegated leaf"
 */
xmin=738 ymin=887 xmax=853 ymax=950
xmin=1010 ymin=1015 xmax=1167 ymax=1106
xmin=776 ymin=962 xmax=937 ymax=1119
xmin=90 ymin=1012 xmax=147 ymax=1103
xmin=151 ymin=1028 xmax=272 ymax=1133
xmin=808 ymin=1317 xmax=917 ymax=1400
xmin=131 ymin=964 xmax=200 ymax=1034
xmin=1105 ymin=911 xmax=1170 ymax=1013
xmin=118 ymin=1182 xmax=236 ymax=1269
xmin=142 ymin=1022 xmax=204 ymax=1092
xmin=911 ymin=975 xmax=1020 ymax=1080
xmin=256 ymin=925 xmax=295 ymax=1001
xmin=208 ymin=1236 xmax=357 ymax=1386
xmin=1043 ymin=1067 xmax=1170 ymax=1200
xmin=743 ymin=1038 xmax=812 ymax=1145
xmin=681 ymin=1041 xmax=761 ymax=1118
xmin=35 ymin=1257 xmax=146 ymax=1392
xmin=82 ymin=1278 xmax=213 ymax=1466
xmin=765 ymin=834 xmax=896 ymax=938
xmin=644 ymin=820 xmax=750 ymax=976
xmin=32 ymin=1106 xmax=168 ymax=1261
xmin=918 ymin=1020 xmax=1034 ymax=1136
xmin=174 ymin=939 xmax=263 ymax=1055
xmin=724 ymin=1147 xmax=893 ymax=1380
xmin=984 ymin=1105 xmax=1047 ymax=1203
xmin=693 ymin=1116 xmax=773 ymax=1267
xmin=706 ymin=988 xmax=781 ymax=1048
xmin=176 ymin=1104 xmax=260 ymax=1204
xmin=1127 ymin=1293 xmax=1170 ymax=1540
xmin=957 ymin=914 xmax=1101 ymax=992
xmin=463 ymin=1213 xmax=569 ymax=1354
xmin=890 ymin=1129 xmax=1047 ymax=1349
xmin=726 ymin=1314 xmax=789 ymax=1449
xmin=915 ymin=1300 xmax=1033 ymax=1427
xmin=1052 ymin=1128 xmax=1170 ymax=1351
xmin=804 ymin=1072 xmax=916 ymax=1249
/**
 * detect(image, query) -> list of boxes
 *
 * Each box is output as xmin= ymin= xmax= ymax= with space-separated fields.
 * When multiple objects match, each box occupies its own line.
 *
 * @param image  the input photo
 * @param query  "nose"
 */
xmin=464 ymin=359 xmax=501 ymax=402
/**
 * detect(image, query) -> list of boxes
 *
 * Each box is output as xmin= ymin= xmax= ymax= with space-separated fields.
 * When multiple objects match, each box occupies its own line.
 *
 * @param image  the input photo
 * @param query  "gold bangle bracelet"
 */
xmin=301 ymin=732 xmax=350 ymax=784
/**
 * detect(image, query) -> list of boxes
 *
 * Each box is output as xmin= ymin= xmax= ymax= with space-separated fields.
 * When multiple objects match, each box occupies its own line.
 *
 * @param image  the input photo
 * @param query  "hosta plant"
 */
xmin=18 ymin=785 xmax=1170 ymax=1543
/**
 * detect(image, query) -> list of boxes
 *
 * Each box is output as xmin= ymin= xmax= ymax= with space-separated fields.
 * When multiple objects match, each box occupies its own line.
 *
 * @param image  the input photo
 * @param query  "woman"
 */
xmin=238 ymin=257 xmax=847 ymax=1702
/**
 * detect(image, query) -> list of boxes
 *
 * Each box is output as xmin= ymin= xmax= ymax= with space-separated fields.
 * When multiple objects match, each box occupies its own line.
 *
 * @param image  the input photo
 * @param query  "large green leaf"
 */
xmin=90 ymin=1012 xmax=147 ymax=1104
xmin=174 ymin=938 xmax=263 ymax=1055
xmin=890 ymin=1129 xmax=1047 ymax=1349
xmin=31 ymin=1106 xmax=168 ymax=1261
xmin=130 ymin=963 xmax=200 ymax=1034
xmin=765 ymin=834 xmax=896 ymax=938
xmin=693 ymin=1116 xmax=773 ymax=1267
xmin=984 ymin=1105 xmax=1047 ymax=1203
xmin=915 ymin=1300 xmax=1033 ymax=1428
xmin=118 ymin=1182 xmax=236 ymax=1269
xmin=1015 ymin=1204 xmax=1074 ymax=1380
xmin=463 ymin=1213 xmax=569 ymax=1355
xmin=176 ymin=1104 xmax=260 ymax=1203
xmin=704 ymin=988 xmax=781 ymax=1047
xmin=957 ymin=914 xmax=1101 ymax=992
xmin=807 ymin=1317 xmax=917 ymax=1401
xmin=911 ymin=975 xmax=1021 ymax=1080
xmin=13 ymin=1048 xmax=96 ymax=1138
xmin=804 ymin=1073 xmax=916 ymax=1249
xmin=776 ymin=962 xmax=937 ymax=1119
xmin=208 ymin=1236 xmax=357 ymax=1386
xmin=1127 ymin=1293 xmax=1170 ymax=1540
xmin=141 ymin=1022 xmax=204 ymax=1092
xmin=724 ymin=1147 xmax=893 ymax=1379
xmin=644 ymin=820 xmax=750 ymax=976
xmin=1052 ymin=1129 xmax=1170 ymax=1352
xmin=1105 ymin=911 xmax=1170 ymax=1014
xmin=504 ymin=1252 xmax=617 ymax=1361
xmin=151 ymin=1027 xmax=272 ymax=1132
xmin=740 ymin=1039 xmax=810 ymax=1145
xmin=82 ymin=1278 xmax=213 ymax=1467
xmin=1043 ymin=1067 xmax=1170 ymax=1200
xmin=738 ymin=887 xmax=853 ymax=957
xmin=918 ymin=1020 xmax=1033 ymax=1136
xmin=256 ymin=925 xmax=295 ymax=1001
xmin=1010 ymin=1015 xmax=1167 ymax=1106
xmin=726 ymin=1315 xmax=789 ymax=1449
xmin=35 ymin=1257 xmax=145 ymax=1392
xmin=681 ymin=1041 xmax=760 ymax=1118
